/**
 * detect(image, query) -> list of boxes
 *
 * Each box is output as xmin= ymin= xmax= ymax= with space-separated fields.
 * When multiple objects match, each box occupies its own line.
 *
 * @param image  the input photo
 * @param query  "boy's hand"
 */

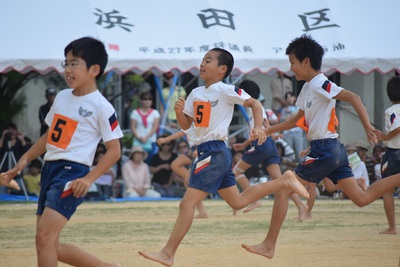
xmin=2 ymin=157 xmax=28 ymax=183
xmin=71 ymin=177 xmax=92 ymax=198
xmin=232 ymin=143 xmax=245 ymax=151
xmin=365 ymin=125 xmax=378 ymax=146
xmin=250 ymin=127 xmax=266 ymax=145
xmin=157 ymin=137 xmax=168 ymax=146
xmin=300 ymin=147 xmax=311 ymax=158
xmin=372 ymin=129 xmax=385 ymax=141
xmin=0 ymin=173 xmax=20 ymax=190
xmin=174 ymin=97 xmax=186 ymax=114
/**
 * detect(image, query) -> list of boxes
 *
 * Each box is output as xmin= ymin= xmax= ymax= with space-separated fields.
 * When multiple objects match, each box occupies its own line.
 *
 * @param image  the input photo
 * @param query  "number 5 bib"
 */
xmin=47 ymin=114 xmax=78 ymax=149
xmin=194 ymin=102 xmax=211 ymax=128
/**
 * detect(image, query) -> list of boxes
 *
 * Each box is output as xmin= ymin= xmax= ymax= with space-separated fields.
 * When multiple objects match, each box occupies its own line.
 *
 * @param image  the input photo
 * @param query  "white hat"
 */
xmin=129 ymin=145 xmax=148 ymax=159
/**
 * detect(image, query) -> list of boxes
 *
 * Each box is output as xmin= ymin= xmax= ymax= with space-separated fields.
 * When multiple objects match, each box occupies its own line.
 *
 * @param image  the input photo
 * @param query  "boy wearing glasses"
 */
xmin=139 ymin=48 xmax=309 ymax=266
xmin=2 ymin=37 xmax=122 ymax=267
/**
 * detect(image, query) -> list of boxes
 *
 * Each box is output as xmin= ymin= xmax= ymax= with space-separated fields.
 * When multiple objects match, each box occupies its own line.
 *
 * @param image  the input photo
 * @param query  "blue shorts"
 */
xmin=188 ymin=140 xmax=236 ymax=194
xmin=295 ymin=138 xmax=353 ymax=184
xmin=37 ymin=160 xmax=90 ymax=220
xmin=381 ymin=148 xmax=400 ymax=178
xmin=241 ymin=136 xmax=280 ymax=170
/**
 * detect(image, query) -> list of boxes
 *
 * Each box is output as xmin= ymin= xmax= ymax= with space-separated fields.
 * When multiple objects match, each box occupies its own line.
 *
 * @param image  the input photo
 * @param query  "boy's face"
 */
xmin=63 ymin=51 xmax=98 ymax=91
xmin=200 ymin=51 xmax=226 ymax=82
xmin=288 ymin=53 xmax=306 ymax=81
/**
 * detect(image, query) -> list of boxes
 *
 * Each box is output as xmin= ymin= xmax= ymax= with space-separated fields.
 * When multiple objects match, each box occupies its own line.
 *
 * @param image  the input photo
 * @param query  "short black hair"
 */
xmin=387 ymin=76 xmax=400 ymax=102
xmin=210 ymin=48 xmax=234 ymax=79
xmin=64 ymin=37 xmax=108 ymax=80
xmin=238 ymin=79 xmax=260 ymax=99
xmin=29 ymin=159 xmax=43 ymax=169
xmin=286 ymin=34 xmax=324 ymax=71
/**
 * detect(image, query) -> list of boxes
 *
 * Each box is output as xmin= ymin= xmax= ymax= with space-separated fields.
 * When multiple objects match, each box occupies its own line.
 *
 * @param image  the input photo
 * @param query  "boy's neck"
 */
xmin=305 ymin=70 xmax=322 ymax=82
xmin=72 ymin=87 xmax=97 ymax=96
xmin=204 ymin=79 xmax=222 ymax=88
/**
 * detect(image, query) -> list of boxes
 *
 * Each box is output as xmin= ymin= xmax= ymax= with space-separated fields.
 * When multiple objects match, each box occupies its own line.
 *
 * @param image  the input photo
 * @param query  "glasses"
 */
xmin=61 ymin=61 xmax=81 ymax=70
xmin=141 ymin=98 xmax=152 ymax=101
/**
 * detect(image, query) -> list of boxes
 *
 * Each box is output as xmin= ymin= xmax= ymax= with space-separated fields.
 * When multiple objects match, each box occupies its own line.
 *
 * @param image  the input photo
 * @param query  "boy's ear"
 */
xmin=89 ymin=64 xmax=101 ymax=78
xmin=219 ymin=65 xmax=228 ymax=77
xmin=303 ymin=57 xmax=311 ymax=67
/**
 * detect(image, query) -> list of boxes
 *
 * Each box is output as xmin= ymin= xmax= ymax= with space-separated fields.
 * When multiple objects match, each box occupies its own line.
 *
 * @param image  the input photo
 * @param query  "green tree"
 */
xmin=0 ymin=71 xmax=39 ymax=128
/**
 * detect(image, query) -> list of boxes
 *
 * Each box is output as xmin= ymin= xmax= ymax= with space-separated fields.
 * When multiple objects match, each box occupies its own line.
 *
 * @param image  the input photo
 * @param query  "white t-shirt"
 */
xmin=248 ymin=106 xmax=267 ymax=129
xmin=296 ymin=73 xmax=342 ymax=141
xmin=184 ymin=81 xmax=251 ymax=144
xmin=44 ymin=89 xmax=123 ymax=166
xmin=182 ymin=123 xmax=197 ymax=147
xmin=130 ymin=108 xmax=160 ymax=142
xmin=384 ymin=104 xmax=400 ymax=149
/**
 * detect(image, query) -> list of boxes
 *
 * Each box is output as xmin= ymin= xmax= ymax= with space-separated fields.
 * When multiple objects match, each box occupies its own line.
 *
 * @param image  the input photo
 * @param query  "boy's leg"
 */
xmin=233 ymin=160 xmax=262 ymax=214
xmin=241 ymin=173 xmax=309 ymax=259
xmin=194 ymin=200 xmax=209 ymax=219
xmin=380 ymin=190 xmax=397 ymax=234
xmin=37 ymin=207 xmax=119 ymax=267
xmin=219 ymin=170 xmax=309 ymax=210
xmin=338 ymin=173 xmax=400 ymax=207
xmin=139 ymin=188 xmax=208 ymax=266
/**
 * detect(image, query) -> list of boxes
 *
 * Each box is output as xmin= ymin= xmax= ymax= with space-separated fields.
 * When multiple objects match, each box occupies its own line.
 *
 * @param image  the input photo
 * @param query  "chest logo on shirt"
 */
xmin=210 ymin=100 xmax=218 ymax=107
xmin=79 ymin=106 xmax=93 ymax=117
xmin=306 ymin=101 xmax=312 ymax=108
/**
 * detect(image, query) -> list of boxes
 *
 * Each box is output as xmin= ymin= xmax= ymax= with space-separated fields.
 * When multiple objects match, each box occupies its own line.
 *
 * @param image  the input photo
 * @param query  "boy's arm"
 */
xmin=2 ymin=132 xmax=48 ymax=182
xmin=71 ymin=139 xmax=121 ymax=198
xmin=243 ymin=98 xmax=266 ymax=145
xmin=334 ymin=89 xmax=377 ymax=145
xmin=375 ymin=127 xmax=400 ymax=142
xmin=264 ymin=110 xmax=304 ymax=136
xmin=175 ymin=97 xmax=193 ymax=130
xmin=157 ymin=131 xmax=185 ymax=146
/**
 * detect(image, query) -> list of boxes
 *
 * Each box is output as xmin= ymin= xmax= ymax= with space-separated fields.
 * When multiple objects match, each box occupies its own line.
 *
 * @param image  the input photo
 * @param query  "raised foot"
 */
xmin=138 ymin=251 xmax=173 ymax=266
xmin=243 ymin=201 xmax=262 ymax=213
xmin=282 ymin=171 xmax=309 ymax=199
xmin=241 ymin=243 xmax=274 ymax=259
xmin=379 ymin=228 xmax=397 ymax=235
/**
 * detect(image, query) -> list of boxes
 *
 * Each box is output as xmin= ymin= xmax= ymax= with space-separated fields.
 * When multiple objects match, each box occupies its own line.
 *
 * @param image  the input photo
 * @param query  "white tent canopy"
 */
xmin=1 ymin=0 xmax=399 ymax=76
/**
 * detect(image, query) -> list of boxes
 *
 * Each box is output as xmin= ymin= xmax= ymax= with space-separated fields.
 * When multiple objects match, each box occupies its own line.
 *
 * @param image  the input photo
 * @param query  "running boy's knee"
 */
xmin=233 ymin=165 xmax=246 ymax=181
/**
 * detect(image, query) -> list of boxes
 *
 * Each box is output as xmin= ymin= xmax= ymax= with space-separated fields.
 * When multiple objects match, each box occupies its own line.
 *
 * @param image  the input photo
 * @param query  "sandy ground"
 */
xmin=0 ymin=198 xmax=399 ymax=267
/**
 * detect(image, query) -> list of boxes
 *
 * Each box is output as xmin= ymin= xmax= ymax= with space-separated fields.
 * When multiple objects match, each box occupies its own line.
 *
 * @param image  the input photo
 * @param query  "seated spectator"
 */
xmin=122 ymin=146 xmax=161 ymax=198
xmin=372 ymin=144 xmax=385 ymax=183
xmin=275 ymin=139 xmax=297 ymax=173
xmin=149 ymin=136 xmax=180 ymax=197
xmin=354 ymin=139 xmax=376 ymax=185
xmin=23 ymin=158 xmax=42 ymax=196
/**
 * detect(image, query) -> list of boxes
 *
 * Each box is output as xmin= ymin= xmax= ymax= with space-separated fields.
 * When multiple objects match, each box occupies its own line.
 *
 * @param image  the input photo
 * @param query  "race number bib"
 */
xmin=47 ymin=114 xmax=78 ymax=149
xmin=194 ymin=102 xmax=211 ymax=128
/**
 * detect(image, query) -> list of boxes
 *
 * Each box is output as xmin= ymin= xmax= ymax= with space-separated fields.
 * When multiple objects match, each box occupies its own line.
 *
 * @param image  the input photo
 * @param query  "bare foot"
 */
xmin=379 ymin=228 xmax=397 ymax=234
xmin=232 ymin=209 xmax=238 ymax=216
xmin=241 ymin=243 xmax=274 ymax=259
xmin=138 ymin=251 xmax=173 ymax=266
xmin=243 ymin=201 xmax=261 ymax=213
xmin=282 ymin=171 xmax=309 ymax=199
xmin=194 ymin=212 xmax=209 ymax=219
xmin=298 ymin=212 xmax=312 ymax=222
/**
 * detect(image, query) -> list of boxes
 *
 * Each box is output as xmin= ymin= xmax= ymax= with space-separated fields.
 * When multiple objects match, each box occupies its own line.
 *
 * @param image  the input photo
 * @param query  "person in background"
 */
xmin=130 ymin=92 xmax=160 ymax=163
xmin=23 ymin=158 xmax=42 ymax=196
xmin=39 ymin=88 xmax=57 ymax=136
xmin=92 ymin=150 xmax=116 ymax=200
xmin=161 ymin=71 xmax=187 ymax=129
xmin=270 ymin=71 xmax=293 ymax=115
xmin=0 ymin=123 xmax=29 ymax=194
xmin=374 ymin=75 xmax=400 ymax=235
xmin=149 ymin=135 xmax=179 ymax=197
xmin=354 ymin=139 xmax=376 ymax=185
xmin=122 ymin=145 xmax=161 ymax=198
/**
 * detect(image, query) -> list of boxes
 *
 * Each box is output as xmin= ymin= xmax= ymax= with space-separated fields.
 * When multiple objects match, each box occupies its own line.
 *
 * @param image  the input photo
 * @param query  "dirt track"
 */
xmin=0 ymin=199 xmax=399 ymax=267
